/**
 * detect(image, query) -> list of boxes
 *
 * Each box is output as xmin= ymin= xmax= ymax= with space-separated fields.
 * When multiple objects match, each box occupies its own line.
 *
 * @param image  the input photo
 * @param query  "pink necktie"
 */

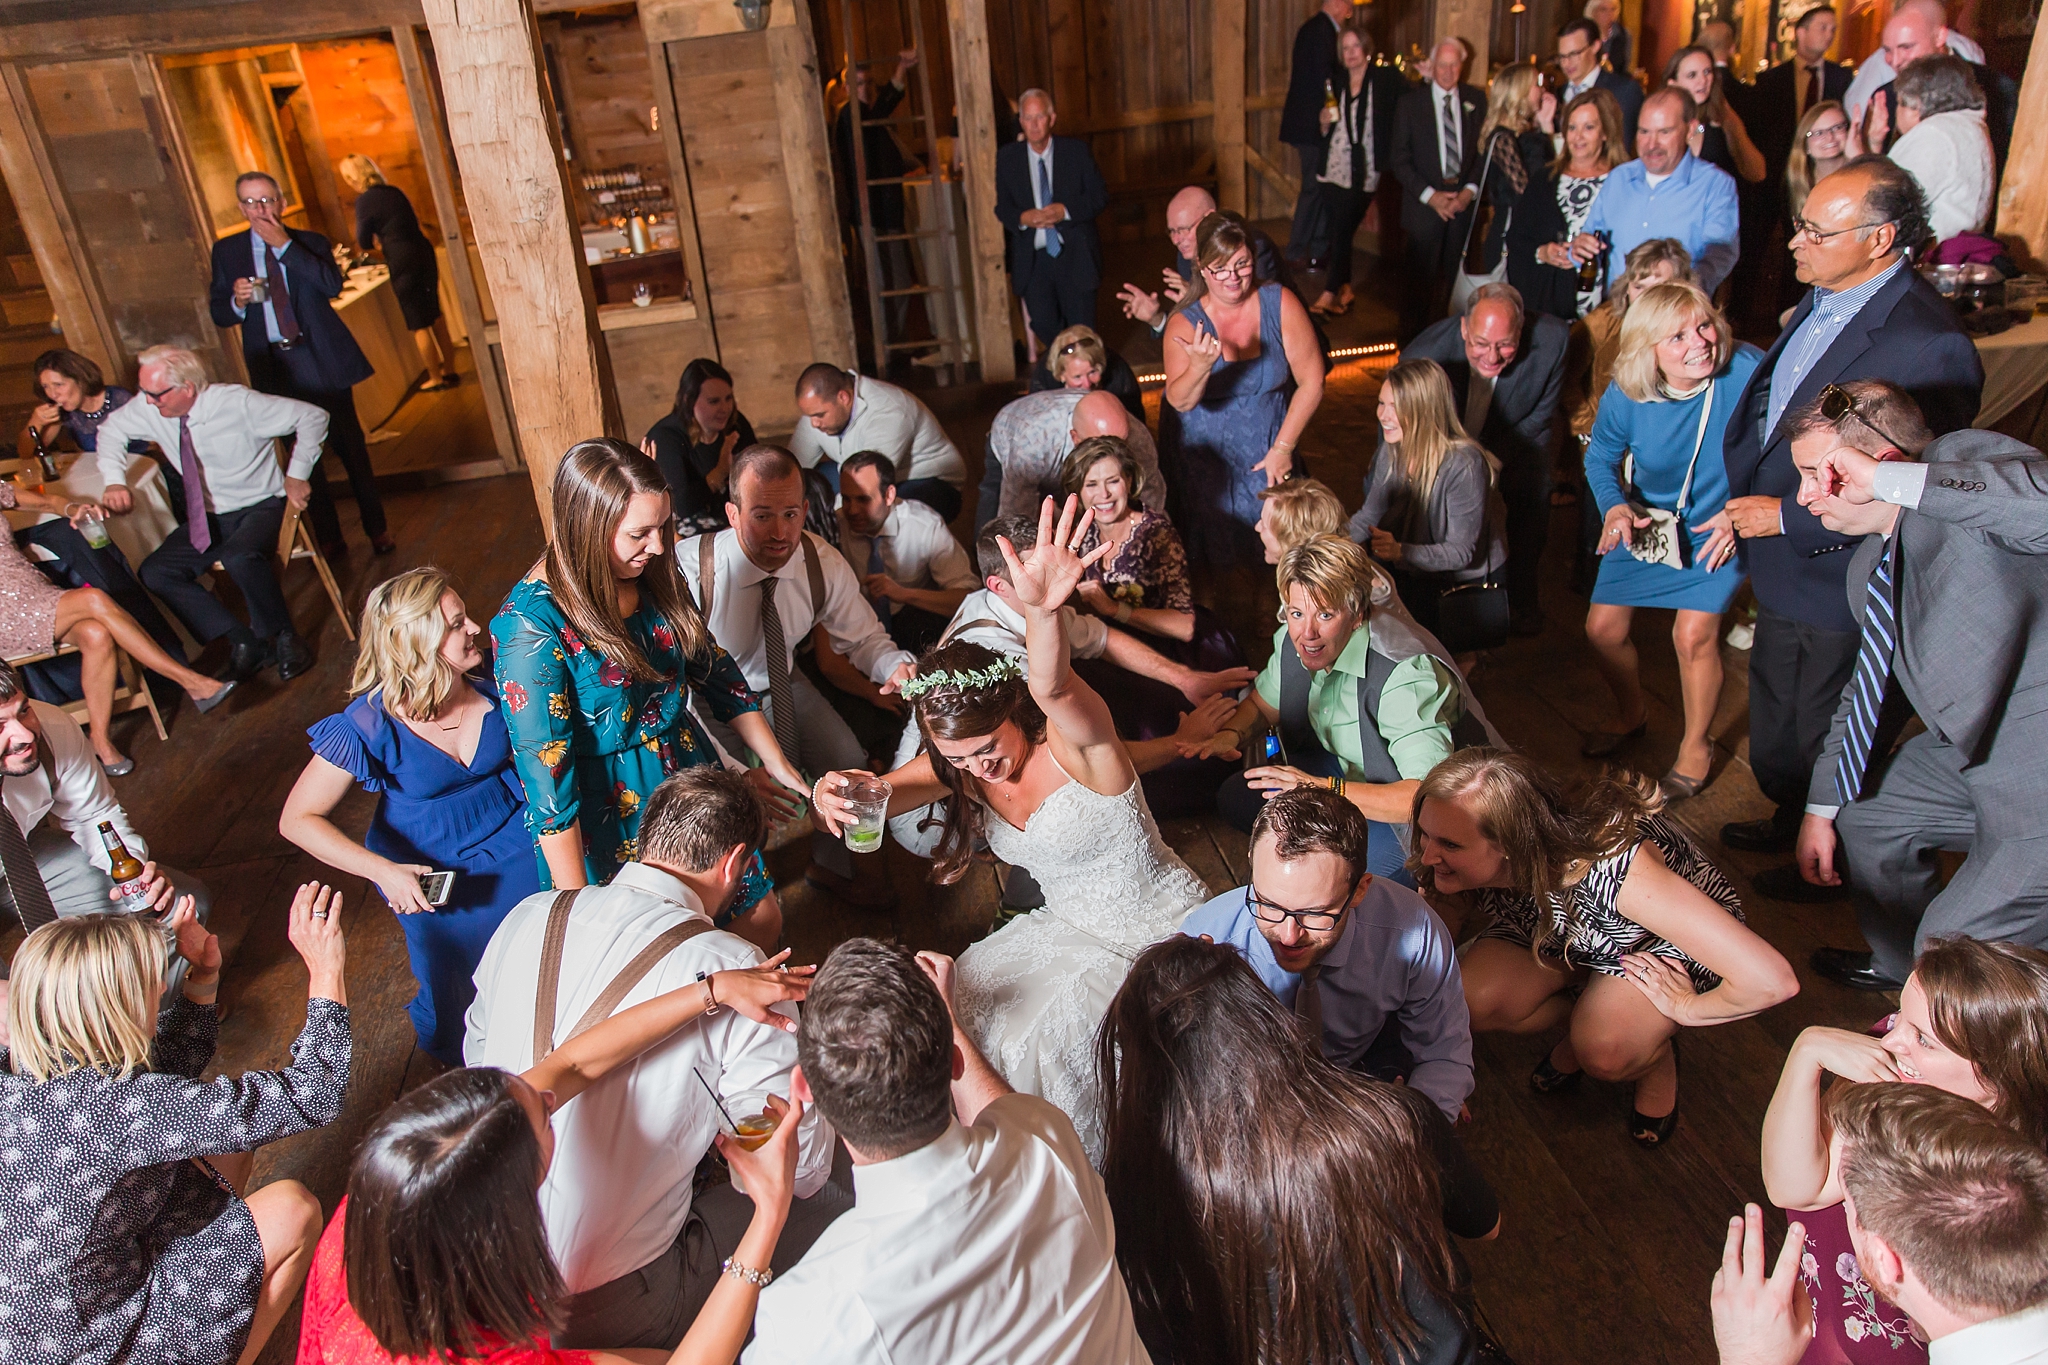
xmin=265 ymin=244 xmax=302 ymax=343
xmin=179 ymin=417 xmax=212 ymax=554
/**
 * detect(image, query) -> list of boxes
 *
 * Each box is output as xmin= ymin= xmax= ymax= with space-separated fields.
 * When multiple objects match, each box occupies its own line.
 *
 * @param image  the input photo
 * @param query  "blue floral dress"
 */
xmin=492 ymin=574 xmax=770 ymax=906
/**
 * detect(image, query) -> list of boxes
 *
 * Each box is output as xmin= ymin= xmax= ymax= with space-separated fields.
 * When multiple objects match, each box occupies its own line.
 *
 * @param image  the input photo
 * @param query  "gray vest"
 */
xmin=1275 ymin=616 xmax=1496 ymax=781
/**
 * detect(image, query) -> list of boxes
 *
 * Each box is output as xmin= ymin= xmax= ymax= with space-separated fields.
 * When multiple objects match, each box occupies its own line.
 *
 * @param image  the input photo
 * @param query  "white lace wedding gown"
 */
xmin=954 ymin=755 xmax=1210 ymax=1164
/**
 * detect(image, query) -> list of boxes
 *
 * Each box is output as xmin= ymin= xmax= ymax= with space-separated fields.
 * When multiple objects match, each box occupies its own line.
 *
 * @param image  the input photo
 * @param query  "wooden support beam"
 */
xmin=418 ymin=0 xmax=619 ymax=532
xmin=1436 ymin=0 xmax=1493 ymax=86
xmin=944 ymin=0 xmax=1016 ymax=383
xmin=1244 ymin=143 xmax=1297 ymax=201
xmin=1995 ymin=16 xmax=2048 ymax=271
xmin=0 ymin=64 xmax=120 ymax=377
xmin=392 ymin=23 xmax=521 ymax=470
xmin=1213 ymin=0 xmax=1246 ymax=214
xmin=766 ymin=0 xmax=857 ymax=368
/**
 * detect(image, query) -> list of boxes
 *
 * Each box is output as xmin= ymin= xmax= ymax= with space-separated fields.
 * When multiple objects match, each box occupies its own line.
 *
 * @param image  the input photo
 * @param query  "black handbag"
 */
xmin=1433 ymin=577 xmax=1510 ymax=653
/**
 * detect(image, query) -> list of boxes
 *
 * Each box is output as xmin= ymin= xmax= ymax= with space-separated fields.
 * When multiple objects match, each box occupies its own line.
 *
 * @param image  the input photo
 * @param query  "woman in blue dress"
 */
xmin=280 ymin=567 xmax=539 ymax=1065
xmin=1581 ymin=280 xmax=1758 ymax=802
xmin=493 ymin=438 xmax=808 ymax=946
xmin=1160 ymin=212 xmax=1325 ymax=568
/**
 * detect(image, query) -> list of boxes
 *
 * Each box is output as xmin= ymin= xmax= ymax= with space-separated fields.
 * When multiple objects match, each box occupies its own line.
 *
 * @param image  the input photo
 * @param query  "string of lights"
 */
xmin=1134 ymin=339 xmax=1399 ymax=385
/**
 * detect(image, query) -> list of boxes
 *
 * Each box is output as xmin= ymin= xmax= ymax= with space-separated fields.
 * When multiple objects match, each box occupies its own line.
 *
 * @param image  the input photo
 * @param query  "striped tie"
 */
xmin=1833 ymin=540 xmax=1902 ymax=805
xmin=1439 ymin=91 xmax=1460 ymax=182
xmin=758 ymin=576 xmax=801 ymax=762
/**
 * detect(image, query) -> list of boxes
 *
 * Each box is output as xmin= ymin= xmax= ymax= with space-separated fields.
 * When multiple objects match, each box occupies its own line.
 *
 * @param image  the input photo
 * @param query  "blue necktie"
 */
xmin=1038 ymin=159 xmax=1063 ymax=257
xmin=866 ymin=534 xmax=891 ymax=632
xmin=1834 ymin=540 xmax=1906 ymax=804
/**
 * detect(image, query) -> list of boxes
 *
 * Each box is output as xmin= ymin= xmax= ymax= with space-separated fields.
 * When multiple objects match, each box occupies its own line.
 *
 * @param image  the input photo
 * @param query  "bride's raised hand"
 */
xmin=997 ymin=494 xmax=1112 ymax=617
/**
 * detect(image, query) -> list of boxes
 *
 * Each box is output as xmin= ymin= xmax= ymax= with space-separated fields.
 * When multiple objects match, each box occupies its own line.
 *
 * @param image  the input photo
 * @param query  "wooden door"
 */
xmin=18 ymin=56 xmax=231 ymax=383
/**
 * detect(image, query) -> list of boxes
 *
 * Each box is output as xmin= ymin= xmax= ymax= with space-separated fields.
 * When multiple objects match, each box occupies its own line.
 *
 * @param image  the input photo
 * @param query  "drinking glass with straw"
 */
xmin=696 ymin=1070 xmax=782 ymax=1151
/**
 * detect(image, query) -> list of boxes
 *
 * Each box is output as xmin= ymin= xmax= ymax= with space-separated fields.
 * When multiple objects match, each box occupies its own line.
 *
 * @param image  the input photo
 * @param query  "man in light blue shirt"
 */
xmin=1180 ymin=787 xmax=1474 ymax=1120
xmin=1572 ymin=87 xmax=1740 ymax=294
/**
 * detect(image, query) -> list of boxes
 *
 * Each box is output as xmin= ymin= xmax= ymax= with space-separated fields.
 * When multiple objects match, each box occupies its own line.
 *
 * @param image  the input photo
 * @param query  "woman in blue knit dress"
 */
xmin=1581 ymin=281 xmax=1758 ymax=801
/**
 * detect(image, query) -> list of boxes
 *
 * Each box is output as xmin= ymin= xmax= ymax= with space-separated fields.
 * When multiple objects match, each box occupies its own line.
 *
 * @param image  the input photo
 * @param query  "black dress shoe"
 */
xmin=1751 ymin=864 xmax=1849 ymax=904
xmin=226 ymin=639 xmax=273 ymax=681
xmin=1811 ymin=947 xmax=1904 ymax=992
xmin=273 ymin=631 xmax=314 ymax=681
xmin=1721 ymin=817 xmax=1796 ymax=853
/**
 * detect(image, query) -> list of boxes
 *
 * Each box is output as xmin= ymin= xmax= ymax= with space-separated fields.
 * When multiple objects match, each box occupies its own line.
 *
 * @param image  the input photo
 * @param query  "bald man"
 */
xmin=1843 ymin=0 xmax=1985 ymax=121
xmin=1388 ymin=39 xmax=1486 ymax=340
xmin=1117 ymin=186 xmax=1296 ymax=335
xmin=1862 ymin=2 xmax=2014 ymax=173
xmin=979 ymin=388 xmax=1167 ymax=529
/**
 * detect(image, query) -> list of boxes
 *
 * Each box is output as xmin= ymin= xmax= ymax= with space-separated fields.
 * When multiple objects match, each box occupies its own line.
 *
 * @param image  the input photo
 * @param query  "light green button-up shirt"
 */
xmin=1253 ymin=623 xmax=1461 ymax=781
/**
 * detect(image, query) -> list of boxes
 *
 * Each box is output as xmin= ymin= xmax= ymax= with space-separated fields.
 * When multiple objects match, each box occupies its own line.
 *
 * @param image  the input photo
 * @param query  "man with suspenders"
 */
xmin=464 ymin=767 xmax=846 ymax=1350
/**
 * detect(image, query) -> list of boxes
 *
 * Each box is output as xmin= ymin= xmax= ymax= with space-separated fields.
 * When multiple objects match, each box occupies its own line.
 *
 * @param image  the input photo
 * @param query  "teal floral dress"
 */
xmin=492 ymin=574 xmax=770 ymax=908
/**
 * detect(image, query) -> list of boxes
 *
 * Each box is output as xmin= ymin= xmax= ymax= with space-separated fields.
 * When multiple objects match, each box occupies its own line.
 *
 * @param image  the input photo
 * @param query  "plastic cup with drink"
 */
xmin=725 ymin=1089 xmax=783 ymax=1150
xmin=837 ymin=776 xmax=892 ymax=854
xmin=80 ymin=508 xmax=112 ymax=549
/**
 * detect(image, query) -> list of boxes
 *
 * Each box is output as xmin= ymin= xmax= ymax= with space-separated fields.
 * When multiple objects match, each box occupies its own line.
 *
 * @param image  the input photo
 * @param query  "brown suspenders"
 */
xmin=530 ymin=888 xmax=720 ymax=1066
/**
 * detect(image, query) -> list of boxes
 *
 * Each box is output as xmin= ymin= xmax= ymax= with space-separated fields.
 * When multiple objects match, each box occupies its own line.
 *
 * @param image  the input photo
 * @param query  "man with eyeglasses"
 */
xmin=1180 ymin=787 xmax=1474 ymax=1123
xmin=206 ymin=171 xmax=394 ymax=562
xmin=1552 ymin=17 xmax=1643 ymax=145
xmin=1779 ymin=380 xmax=2048 ymax=991
xmin=1116 ymin=187 xmax=1295 ymax=335
xmin=1718 ymin=158 xmax=1981 ymax=910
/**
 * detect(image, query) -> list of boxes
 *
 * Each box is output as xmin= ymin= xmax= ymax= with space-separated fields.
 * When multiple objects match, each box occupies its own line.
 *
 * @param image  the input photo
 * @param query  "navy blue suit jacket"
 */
xmin=994 ymin=137 xmax=1107 ymax=295
xmin=209 ymin=227 xmax=374 ymax=395
xmin=1721 ymin=266 xmax=1983 ymax=632
xmin=1594 ymin=69 xmax=1645 ymax=147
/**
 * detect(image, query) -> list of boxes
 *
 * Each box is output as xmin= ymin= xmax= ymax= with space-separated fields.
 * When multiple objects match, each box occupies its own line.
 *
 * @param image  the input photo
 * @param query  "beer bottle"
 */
xmin=100 ymin=821 xmax=151 ymax=911
xmin=1323 ymin=78 xmax=1339 ymax=113
xmin=1576 ymin=230 xmax=1609 ymax=290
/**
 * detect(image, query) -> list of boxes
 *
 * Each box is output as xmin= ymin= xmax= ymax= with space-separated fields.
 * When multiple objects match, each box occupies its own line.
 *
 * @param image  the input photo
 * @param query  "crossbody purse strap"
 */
xmin=1674 ymin=378 xmax=1715 ymax=518
xmin=560 ymin=919 xmax=720 ymax=1048
xmin=802 ymin=533 xmax=825 ymax=609
xmin=532 ymin=888 xmax=582 ymax=1066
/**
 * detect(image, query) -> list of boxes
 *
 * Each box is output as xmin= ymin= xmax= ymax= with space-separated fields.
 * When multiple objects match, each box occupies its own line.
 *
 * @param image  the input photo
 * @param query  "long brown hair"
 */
xmin=909 ymin=639 xmax=1046 ymax=883
xmin=1098 ymin=936 xmax=1463 ymax=1365
xmin=544 ymin=438 xmax=711 ymax=680
xmin=1915 ymin=937 xmax=2048 ymax=1150
xmin=1410 ymin=747 xmax=1661 ymax=966
xmin=1379 ymin=358 xmax=1480 ymax=507
xmin=1550 ymin=87 xmax=1627 ymax=176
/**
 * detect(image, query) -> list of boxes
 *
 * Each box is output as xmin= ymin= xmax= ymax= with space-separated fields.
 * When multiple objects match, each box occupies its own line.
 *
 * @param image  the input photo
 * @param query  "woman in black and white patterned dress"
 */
xmin=0 ymin=883 xmax=351 ymax=1365
xmin=1409 ymin=749 xmax=1796 ymax=1146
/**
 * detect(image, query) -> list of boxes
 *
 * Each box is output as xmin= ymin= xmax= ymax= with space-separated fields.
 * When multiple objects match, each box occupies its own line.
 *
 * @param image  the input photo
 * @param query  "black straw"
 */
xmin=694 ymin=1069 xmax=740 ymax=1134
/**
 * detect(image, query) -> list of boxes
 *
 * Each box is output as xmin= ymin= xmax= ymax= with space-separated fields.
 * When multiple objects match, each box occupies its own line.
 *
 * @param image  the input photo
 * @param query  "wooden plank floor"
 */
xmin=81 ymin=272 xmax=1888 ymax=1365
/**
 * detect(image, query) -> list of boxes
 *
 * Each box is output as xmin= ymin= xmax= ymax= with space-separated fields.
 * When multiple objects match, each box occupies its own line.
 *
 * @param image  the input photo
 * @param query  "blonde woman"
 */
xmin=1253 ymin=477 xmax=1346 ymax=564
xmin=1581 ymin=280 xmax=1756 ymax=799
xmin=1345 ymin=358 xmax=1505 ymax=638
xmin=1784 ymin=100 xmax=1853 ymax=221
xmin=339 ymin=153 xmax=455 ymax=390
xmin=1467 ymin=64 xmax=1558 ymax=282
xmin=0 ymin=885 xmax=349 ymax=1365
xmin=280 ymin=566 xmax=540 ymax=1064
xmin=1029 ymin=323 xmax=1145 ymax=421
xmin=1414 ymin=749 xmax=1794 ymax=1146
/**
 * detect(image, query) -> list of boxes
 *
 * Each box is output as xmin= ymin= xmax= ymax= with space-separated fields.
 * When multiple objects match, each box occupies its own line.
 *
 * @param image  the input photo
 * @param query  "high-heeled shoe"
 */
xmin=1530 ymin=1052 xmax=1583 ymax=1094
xmin=1630 ymin=1042 xmax=1680 ymax=1147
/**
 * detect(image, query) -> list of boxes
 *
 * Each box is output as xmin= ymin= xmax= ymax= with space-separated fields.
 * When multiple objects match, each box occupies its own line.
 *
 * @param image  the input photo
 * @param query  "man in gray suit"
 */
xmin=1404 ymin=282 xmax=1568 ymax=636
xmin=1786 ymin=380 xmax=2048 ymax=989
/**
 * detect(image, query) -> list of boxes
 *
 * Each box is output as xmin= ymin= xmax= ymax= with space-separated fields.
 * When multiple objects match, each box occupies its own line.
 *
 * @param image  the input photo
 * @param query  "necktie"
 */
xmin=758 ymin=576 xmax=801 ymax=763
xmin=1038 ymin=159 xmax=1063 ymax=257
xmin=265 ymin=244 xmax=303 ymax=343
xmin=1833 ymin=539 xmax=1910 ymax=804
xmin=1440 ymin=89 xmax=1460 ymax=182
xmin=178 ymin=417 xmax=213 ymax=555
xmin=1464 ymin=373 xmax=1495 ymax=439
xmin=1802 ymin=65 xmax=1820 ymax=117
xmin=0 ymin=802 xmax=57 ymax=937
xmin=1294 ymin=962 xmax=1326 ymax=1055
xmin=866 ymin=535 xmax=892 ymax=632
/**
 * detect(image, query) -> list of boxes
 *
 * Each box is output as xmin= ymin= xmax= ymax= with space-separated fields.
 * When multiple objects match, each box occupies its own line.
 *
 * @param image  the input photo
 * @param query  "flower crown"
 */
xmin=897 ymin=655 xmax=1026 ymax=702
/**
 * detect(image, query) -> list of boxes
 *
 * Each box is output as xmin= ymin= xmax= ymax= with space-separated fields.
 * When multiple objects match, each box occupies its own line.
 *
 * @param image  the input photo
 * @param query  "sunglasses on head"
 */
xmin=1818 ymin=383 xmax=1909 ymax=455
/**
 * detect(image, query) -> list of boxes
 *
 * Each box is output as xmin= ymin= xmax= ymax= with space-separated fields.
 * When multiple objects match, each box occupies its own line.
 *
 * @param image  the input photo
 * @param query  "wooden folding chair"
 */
xmin=206 ymin=440 xmax=355 ymax=643
xmin=6 ymin=641 xmax=168 ymax=741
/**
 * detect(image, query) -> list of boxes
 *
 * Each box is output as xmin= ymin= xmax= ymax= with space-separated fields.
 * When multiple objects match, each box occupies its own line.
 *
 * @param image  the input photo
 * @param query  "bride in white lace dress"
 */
xmin=815 ymin=496 xmax=1210 ymax=1161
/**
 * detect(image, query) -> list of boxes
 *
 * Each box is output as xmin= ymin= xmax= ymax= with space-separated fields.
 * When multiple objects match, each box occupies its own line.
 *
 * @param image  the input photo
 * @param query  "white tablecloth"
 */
xmin=1973 ymin=311 xmax=2048 ymax=430
xmin=5 ymin=451 xmax=179 ymax=569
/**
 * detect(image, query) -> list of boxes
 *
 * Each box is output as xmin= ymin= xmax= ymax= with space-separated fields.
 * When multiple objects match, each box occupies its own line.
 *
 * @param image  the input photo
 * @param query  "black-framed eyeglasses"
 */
xmin=1789 ymin=215 xmax=1896 ymax=245
xmin=141 ymin=385 xmax=184 ymax=401
xmin=1555 ymin=41 xmax=1595 ymax=62
xmin=1819 ymin=383 xmax=1910 ymax=455
xmin=1244 ymin=884 xmax=1348 ymax=932
xmin=1803 ymin=121 xmax=1850 ymax=140
xmin=238 ymin=195 xmax=282 ymax=208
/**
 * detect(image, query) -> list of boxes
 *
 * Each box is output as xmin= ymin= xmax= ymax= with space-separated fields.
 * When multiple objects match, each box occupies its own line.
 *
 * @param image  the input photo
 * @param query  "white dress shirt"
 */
xmin=3 ymin=701 xmax=145 ymax=874
xmin=93 ymin=385 xmax=327 ymax=514
xmin=679 ymin=529 xmax=915 ymax=692
xmin=743 ymin=1094 xmax=1152 ymax=1365
xmin=987 ymin=389 xmax=1168 ymax=521
xmin=836 ymin=499 xmax=977 ymax=593
xmin=462 ymin=862 xmax=833 ymax=1292
xmin=945 ymin=587 xmax=1108 ymax=660
xmin=1028 ymin=141 xmax=1059 ymax=251
xmin=1930 ymin=1301 xmax=2048 ymax=1365
xmin=786 ymin=375 xmax=966 ymax=489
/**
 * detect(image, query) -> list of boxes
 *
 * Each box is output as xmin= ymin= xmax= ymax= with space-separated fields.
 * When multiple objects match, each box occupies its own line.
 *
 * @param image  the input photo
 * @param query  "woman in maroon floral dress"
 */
xmin=1761 ymin=937 xmax=2048 ymax=1363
